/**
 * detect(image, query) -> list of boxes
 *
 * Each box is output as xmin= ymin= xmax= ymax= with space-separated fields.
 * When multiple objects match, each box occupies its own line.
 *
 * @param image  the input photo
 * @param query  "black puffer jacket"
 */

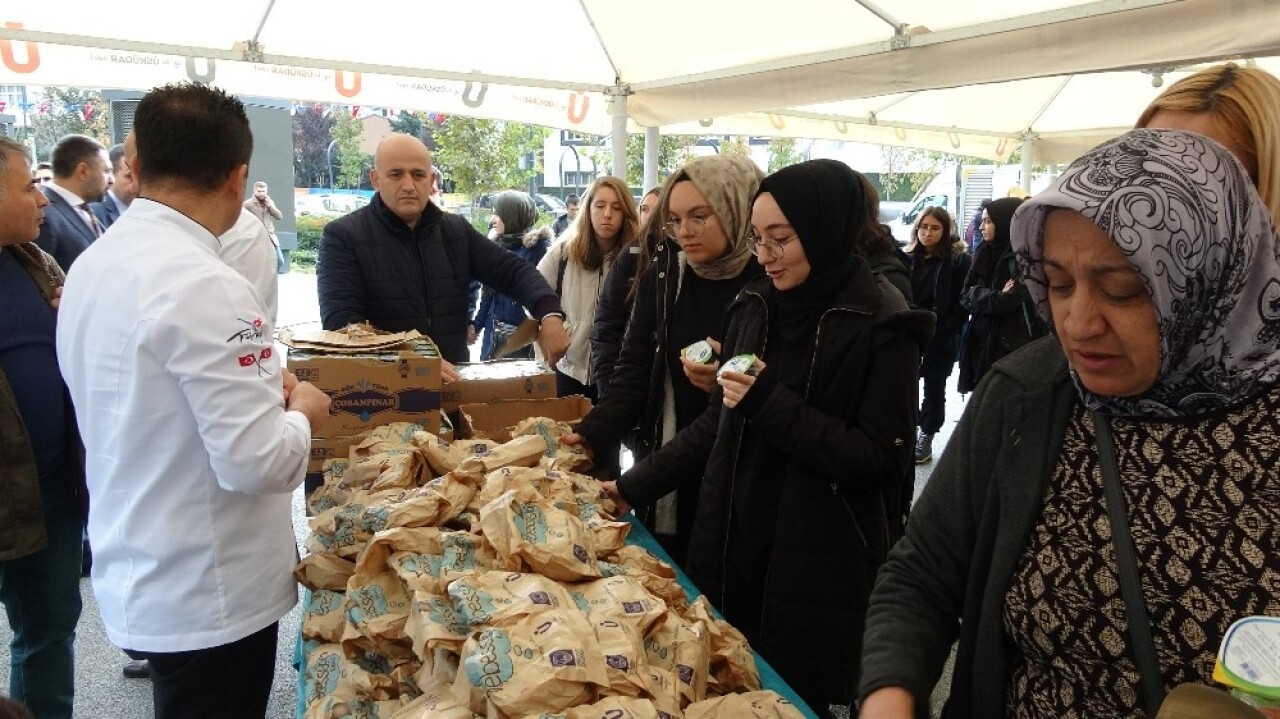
xmin=590 ymin=243 xmax=643 ymax=394
xmin=957 ymin=242 xmax=1046 ymax=393
xmin=616 ymin=262 xmax=934 ymax=708
xmin=916 ymin=249 xmax=972 ymax=378
xmin=318 ymin=196 xmax=562 ymax=363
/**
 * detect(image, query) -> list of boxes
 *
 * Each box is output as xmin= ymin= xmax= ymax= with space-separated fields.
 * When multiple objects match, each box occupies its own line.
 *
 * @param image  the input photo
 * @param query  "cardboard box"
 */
xmin=441 ymin=360 xmax=557 ymax=412
xmin=306 ymin=415 xmax=453 ymax=473
xmin=289 ymin=337 xmax=444 ymax=437
xmin=458 ymin=395 xmax=593 ymax=442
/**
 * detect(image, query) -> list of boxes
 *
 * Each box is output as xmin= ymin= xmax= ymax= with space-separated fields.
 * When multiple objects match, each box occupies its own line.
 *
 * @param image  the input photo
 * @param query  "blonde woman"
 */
xmin=537 ymin=175 xmax=638 ymax=400
xmin=1137 ymin=62 xmax=1280 ymax=219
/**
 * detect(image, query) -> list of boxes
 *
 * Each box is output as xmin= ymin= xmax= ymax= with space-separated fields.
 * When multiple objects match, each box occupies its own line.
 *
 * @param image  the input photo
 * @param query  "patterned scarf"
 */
xmin=656 ymin=155 xmax=764 ymax=280
xmin=1012 ymin=128 xmax=1280 ymax=418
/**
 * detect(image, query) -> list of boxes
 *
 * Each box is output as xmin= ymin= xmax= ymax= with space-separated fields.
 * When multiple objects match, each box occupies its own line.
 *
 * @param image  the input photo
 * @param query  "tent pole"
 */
xmin=643 ymin=126 xmax=659 ymax=192
xmin=610 ymin=90 xmax=628 ymax=181
xmin=1021 ymin=135 xmax=1035 ymax=192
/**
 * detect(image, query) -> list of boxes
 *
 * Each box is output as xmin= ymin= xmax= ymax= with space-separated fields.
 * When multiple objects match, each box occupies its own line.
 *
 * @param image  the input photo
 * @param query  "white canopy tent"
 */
xmin=2 ymin=0 xmax=1277 ymax=182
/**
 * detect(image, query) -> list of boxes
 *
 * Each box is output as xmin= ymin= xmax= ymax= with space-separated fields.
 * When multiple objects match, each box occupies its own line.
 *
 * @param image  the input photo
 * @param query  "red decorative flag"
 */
xmin=238 ymin=353 xmax=255 ymax=367
xmin=259 ymin=347 xmax=273 ymax=361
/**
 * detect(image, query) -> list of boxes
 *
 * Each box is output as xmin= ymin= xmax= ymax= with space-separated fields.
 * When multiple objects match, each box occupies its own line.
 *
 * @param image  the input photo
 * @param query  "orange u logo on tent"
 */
xmin=567 ymin=92 xmax=588 ymax=124
xmin=1 ymin=22 xmax=40 ymax=74
xmin=335 ymin=71 xmax=361 ymax=98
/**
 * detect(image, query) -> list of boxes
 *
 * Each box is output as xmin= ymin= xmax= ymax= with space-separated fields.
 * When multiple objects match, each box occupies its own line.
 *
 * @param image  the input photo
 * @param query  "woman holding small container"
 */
xmin=566 ymin=155 xmax=765 ymax=565
xmin=603 ymin=159 xmax=933 ymax=713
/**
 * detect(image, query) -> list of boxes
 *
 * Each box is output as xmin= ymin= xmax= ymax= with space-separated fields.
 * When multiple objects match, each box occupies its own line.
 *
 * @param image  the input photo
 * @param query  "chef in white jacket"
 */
xmin=56 ymin=83 xmax=330 ymax=719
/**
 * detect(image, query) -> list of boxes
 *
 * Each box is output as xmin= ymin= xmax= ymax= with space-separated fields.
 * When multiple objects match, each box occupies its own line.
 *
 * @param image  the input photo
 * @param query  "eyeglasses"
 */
xmin=664 ymin=213 xmax=717 ymax=240
xmin=747 ymin=230 xmax=798 ymax=260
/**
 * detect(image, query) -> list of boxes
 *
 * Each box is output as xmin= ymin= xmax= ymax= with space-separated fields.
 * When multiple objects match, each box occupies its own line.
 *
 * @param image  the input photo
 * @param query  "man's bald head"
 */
xmin=370 ymin=133 xmax=435 ymax=228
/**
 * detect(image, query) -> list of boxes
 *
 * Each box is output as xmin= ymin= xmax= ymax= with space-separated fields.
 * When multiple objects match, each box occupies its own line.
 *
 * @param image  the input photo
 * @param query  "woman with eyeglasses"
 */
xmin=601 ymin=159 xmax=933 ymax=714
xmin=536 ymin=175 xmax=638 ymax=401
xmin=565 ymin=155 xmax=764 ymax=564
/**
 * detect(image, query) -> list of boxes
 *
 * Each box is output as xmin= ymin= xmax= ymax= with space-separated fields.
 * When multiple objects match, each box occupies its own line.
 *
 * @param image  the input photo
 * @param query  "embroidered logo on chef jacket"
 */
xmin=235 ymin=346 xmax=273 ymax=376
xmin=226 ymin=317 xmax=265 ymax=344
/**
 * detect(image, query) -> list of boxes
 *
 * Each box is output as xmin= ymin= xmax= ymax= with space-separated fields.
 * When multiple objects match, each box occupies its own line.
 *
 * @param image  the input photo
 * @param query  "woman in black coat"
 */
xmin=590 ymin=187 xmax=660 ymax=395
xmin=907 ymin=206 xmax=971 ymax=463
xmin=957 ymin=196 xmax=1046 ymax=393
xmin=604 ymin=159 xmax=933 ymax=713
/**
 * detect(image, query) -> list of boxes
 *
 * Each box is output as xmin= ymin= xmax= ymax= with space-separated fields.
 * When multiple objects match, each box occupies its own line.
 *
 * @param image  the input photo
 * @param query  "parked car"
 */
xmin=295 ymin=193 xmax=368 ymax=219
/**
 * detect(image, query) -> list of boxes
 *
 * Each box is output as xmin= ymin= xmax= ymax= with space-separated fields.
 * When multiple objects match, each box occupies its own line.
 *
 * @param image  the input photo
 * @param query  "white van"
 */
xmin=889 ymin=164 xmax=1042 ymax=246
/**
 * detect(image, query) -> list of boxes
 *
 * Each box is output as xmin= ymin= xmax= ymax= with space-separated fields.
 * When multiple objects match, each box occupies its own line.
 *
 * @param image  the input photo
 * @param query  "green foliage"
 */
xmin=719 ymin=136 xmax=751 ymax=157
xmin=331 ymin=111 xmax=366 ymax=189
xmin=390 ymin=110 xmax=439 ymax=151
xmin=433 ymin=117 xmax=548 ymax=199
xmin=294 ymin=215 xmax=330 ymax=253
xmin=620 ymin=134 xmax=693 ymax=189
xmin=767 ymin=137 xmax=805 ymax=173
xmin=31 ymin=88 xmax=110 ymax=161
xmin=879 ymin=146 xmax=955 ymax=201
xmin=292 ymin=105 xmax=335 ymax=188
xmin=289 ymin=214 xmax=332 ymax=273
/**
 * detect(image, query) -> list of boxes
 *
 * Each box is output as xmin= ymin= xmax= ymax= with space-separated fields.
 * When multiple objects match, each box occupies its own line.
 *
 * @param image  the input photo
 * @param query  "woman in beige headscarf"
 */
xmin=566 ymin=154 xmax=765 ymax=565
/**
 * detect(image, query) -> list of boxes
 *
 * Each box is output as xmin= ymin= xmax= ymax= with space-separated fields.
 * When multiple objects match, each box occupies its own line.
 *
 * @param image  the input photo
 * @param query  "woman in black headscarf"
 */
xmin=957 ymin=196 xmax=1047 ymax=393
xmin=604 ymin=159 xmax=933 ymax=714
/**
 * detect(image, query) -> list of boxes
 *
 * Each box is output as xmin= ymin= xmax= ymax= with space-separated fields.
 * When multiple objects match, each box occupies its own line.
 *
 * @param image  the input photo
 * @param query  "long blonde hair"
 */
xmin=564 ymin=175 xmax=639 ymax=271
xmin=1136 ymin=63 xmax=1280 ymax=220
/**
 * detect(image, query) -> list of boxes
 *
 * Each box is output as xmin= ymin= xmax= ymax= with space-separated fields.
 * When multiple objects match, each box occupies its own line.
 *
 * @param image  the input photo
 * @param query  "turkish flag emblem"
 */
xmin=259 ymin=347 xmax=273 ymax=360
xmin=238 ymin=353 xmax=255 ymax=367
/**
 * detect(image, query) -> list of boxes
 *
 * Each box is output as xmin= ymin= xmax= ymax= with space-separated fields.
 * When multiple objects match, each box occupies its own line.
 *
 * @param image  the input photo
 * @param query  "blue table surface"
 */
xmin=295 ymin=514 xmax=818 ymax=718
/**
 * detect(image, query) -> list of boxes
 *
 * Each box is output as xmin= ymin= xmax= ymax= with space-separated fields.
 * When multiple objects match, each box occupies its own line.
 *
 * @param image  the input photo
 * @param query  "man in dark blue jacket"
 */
xmin=318 ymin=134 xmax=569 ymax=371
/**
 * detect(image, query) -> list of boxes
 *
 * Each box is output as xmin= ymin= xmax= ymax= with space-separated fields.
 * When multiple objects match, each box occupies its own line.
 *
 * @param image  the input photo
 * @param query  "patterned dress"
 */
xmin=1003 ymin=388 xmax=1280 ymax=717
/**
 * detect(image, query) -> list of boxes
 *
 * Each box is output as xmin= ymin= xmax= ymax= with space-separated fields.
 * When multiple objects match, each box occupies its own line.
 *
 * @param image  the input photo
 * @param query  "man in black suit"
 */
xmin=34 ymin=134 xmax=111 ymax=271
xmin=90 ymin=143 xmax=137 ymax=230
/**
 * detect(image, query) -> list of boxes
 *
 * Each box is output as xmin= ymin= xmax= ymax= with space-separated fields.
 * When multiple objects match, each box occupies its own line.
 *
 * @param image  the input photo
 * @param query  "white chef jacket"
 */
xmin=56 ymin=198 xmax=311 ymax=653
xmin=220 ymin=207 xmax=279 ymax=323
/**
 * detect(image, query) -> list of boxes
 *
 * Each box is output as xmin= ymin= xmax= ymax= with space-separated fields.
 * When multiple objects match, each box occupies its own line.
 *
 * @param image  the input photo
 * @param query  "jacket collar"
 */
xmin=371 ymin=193 xmax=443 ymax=234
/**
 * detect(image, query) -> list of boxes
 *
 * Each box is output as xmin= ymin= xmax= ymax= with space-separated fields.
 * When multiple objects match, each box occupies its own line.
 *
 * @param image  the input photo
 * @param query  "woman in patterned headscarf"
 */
xmin=860 ymin=129 xmax=1280 ymax=718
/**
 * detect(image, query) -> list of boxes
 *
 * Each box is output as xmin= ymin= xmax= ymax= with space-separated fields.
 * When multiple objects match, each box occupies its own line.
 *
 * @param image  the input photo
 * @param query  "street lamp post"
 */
xmin=326 ymin=139 xmax=338 ymax=193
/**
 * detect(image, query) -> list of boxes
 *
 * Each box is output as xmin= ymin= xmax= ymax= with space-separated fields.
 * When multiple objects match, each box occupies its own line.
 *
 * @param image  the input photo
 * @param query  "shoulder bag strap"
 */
xmin=1094 ymin=411 xmax=1166 ymax=717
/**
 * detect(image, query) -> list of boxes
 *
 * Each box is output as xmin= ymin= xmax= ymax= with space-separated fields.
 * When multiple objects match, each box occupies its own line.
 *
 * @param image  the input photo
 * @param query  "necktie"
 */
xmin=79 ymin=202 xmax=104 ymax=238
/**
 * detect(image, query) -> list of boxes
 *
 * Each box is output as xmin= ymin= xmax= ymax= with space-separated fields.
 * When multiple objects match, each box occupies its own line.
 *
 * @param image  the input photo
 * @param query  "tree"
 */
xmin=30 ymin=87 xmax=110 ymax=161
xmin=292 ymin=105 xmax=335 ymax=188
xmin=719 ymin=135 xmax=751 ymax=157
xmin=432 ymin=116 xmax=547 ymax=200
xmin=879 ymin=145 xmax=947 ymax=201
xmin=330 ymin=111 xmax=366 ymax=189
xmin=390 ymin=110 xmax=440 ymax=151
xmin=767 ymin=137 xmax=804 ymax=173
xmin=622 ymin=133 xmax=692 ymax=189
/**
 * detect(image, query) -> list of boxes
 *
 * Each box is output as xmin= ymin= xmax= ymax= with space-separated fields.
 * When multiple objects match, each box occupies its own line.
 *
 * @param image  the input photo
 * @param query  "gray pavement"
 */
xmin=1 ymin=273 xmax=966 ymax=718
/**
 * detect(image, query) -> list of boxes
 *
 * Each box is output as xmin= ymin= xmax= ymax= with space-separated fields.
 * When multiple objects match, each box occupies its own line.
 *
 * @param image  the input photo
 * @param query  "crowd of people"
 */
xmin=2 ymin=61 xmax=1280 ymax=719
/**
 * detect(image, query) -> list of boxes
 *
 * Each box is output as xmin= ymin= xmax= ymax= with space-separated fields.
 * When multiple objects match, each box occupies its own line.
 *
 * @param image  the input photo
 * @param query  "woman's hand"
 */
xmin=1002 ymin=278 xmax=1017 ymax=293
xmin=50 ymin=286 xmax=62 ymax=310
xmin=858 ymin=687 xmax=915 ymax=718
xmin=681 ymin=337 xmax=722 ymax=393
xmin=718 ymin=359 xmax=767 ymax=409
xmin=561 ymin=432 xmax=593 ymax=457
xmin=600 ymin=480 xmax=631 ymax=515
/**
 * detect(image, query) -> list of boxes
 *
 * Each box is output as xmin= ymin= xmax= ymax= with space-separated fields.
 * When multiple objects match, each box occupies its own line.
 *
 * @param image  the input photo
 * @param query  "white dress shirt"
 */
xmin=56 ymin=198 xmax=311 ymax=653
xmin=220 ymin=208 xmax=279 ymax=323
